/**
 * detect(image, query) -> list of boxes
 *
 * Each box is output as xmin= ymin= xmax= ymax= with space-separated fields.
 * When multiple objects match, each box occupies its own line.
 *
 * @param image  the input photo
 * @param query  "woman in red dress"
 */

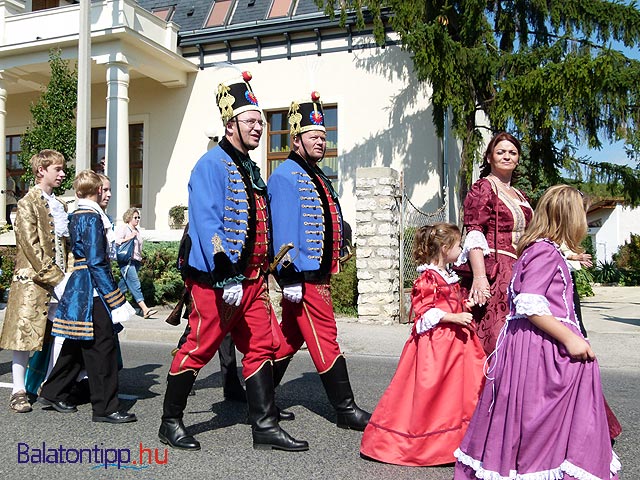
xmin=360 ymin=223 xmax=486 ymax=466
xmin=455 ymin=132 xmax=533 ymax=355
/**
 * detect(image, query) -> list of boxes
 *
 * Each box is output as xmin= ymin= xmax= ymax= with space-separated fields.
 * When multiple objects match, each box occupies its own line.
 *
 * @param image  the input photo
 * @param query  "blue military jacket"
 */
xmin=268 ymin=151 xmax=343 ymax=285
xmin=183 ymin=138 xmax=262 ymax=285
xmin=52 ymin=204 xmax=126 ymax=340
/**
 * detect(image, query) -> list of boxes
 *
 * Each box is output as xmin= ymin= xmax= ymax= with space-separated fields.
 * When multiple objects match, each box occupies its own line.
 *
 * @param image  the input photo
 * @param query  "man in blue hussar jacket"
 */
xmin=268 ymin=92 xmax=371 ymax=431
xmin=158 ymin=71 xmax=308 ymax=452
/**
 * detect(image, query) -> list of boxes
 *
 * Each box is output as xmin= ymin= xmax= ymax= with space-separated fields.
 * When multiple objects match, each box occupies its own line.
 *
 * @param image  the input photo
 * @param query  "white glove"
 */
xmin=111 ymin=302 xmax=136 ymax=325
xmin=282 ymin=283 xmax=303 ymax=303
xmin=54 ymin=272 xmax=72 ymax=301
xmin=222 ymin=282 xmax=243 ymax=307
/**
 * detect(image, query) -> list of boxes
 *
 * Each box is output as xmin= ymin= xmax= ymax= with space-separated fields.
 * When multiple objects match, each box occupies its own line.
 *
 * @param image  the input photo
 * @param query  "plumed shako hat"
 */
xmin=288 ymin=91 xmax=325 ymax=136
xmin=216 ymin=71 xmax=262 ymax=124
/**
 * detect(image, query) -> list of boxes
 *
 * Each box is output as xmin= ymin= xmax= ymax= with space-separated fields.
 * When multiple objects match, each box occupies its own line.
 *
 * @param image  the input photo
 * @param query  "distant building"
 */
xmin=587 ymin=199 xmax=640 ymax=263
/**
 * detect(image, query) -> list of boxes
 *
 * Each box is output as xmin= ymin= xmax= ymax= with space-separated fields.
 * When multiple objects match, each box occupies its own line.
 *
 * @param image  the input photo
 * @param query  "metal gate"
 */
xmin=399 ymin=186 xmax=448 ymax=323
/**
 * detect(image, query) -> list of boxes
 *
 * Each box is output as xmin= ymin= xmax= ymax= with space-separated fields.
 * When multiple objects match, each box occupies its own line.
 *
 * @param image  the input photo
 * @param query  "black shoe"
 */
xmin=92 ymin=411 xmax=137 ymax=424
xmin=159 ymin=418 xmax=201 ymax=451
xmin=40 ymin=397 xmax=77 ymax=413
xmin=252 ymin=427 xmax=309 ymax=452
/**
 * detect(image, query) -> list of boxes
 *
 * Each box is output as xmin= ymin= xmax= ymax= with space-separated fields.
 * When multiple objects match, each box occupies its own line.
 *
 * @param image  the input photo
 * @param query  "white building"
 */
xmin=1 ymin=0 xmax=460 ymax=235
xmin=587 ymin=200 xmax=640 ymax=264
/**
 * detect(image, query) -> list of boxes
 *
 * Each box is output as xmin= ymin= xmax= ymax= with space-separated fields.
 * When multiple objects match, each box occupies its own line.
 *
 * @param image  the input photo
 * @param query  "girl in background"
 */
xmin=454 ymin=185 xmax=620 ymax=479
xmin=361 ymin=223 xmax=486 ymax=466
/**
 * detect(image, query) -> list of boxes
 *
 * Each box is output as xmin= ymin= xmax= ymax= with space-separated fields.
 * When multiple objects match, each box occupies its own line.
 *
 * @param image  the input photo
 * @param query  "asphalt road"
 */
xmin=0 ymin=285 xmax=638 ymax=479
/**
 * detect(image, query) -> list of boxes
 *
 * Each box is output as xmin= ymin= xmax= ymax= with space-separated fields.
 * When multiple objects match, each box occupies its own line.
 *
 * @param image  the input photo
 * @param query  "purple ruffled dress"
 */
xmin=454 ymin=239 xmax=620 ymax=479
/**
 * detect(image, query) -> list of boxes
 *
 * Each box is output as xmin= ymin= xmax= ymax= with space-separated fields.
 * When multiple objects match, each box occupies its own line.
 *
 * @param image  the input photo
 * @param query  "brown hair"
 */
xmin=123 ymin=207 xmax=140 ymax=224
xmin=413 ymin=223 xmax=461 ymax=265
xmin=479 ymin=132 xmax=521 ymax=178
xmin=30 ymin=149 xmax=65 ymax=178
xmin=516 ymin=185 xmax=587 ymax=256
xmin=73 ymin=169 xmax=102 ymax=199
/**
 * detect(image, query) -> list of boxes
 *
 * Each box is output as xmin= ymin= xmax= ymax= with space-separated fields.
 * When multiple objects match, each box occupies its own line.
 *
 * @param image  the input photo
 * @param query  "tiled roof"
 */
xmin=136 ymin=0 xmax=326 ymax=32
xmin=229 ymin=0 xmax=271 ymax=25
xmin=136 ymin=0 xmax=213 ymax=32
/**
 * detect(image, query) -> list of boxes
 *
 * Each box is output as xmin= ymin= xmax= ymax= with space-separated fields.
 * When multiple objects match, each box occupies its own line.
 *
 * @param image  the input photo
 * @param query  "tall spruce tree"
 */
xmin=319 ymin=0 xmax=640 ymax=203
xmin=19 ymin=48 xmax=77 ymax=193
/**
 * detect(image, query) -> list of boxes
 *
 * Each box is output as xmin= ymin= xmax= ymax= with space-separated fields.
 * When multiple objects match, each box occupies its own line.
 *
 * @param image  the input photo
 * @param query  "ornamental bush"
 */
xmin=0 ymin=246 xmax=17 ymax=301
xmin=612 ymin=233 xmax=640 ymax=286
xmin=331 ymin=252 xmax=358 ymax=316
xmin=112 ymin=241 xmax=183 ymax=307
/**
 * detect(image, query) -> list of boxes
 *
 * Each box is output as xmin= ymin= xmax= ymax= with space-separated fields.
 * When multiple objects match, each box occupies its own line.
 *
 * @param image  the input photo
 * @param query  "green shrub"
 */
xmin=0 ymin=246 xmax=17 ymax=300
xmin=612 ymin=233 xmax=640 ymax=286
xmin=573 ymin=268 xmax=594 ymax=298
xmin=592 ymin=260 xmax=623 ymax=285
xmin=331 ymin=252 xmax=358 ymax=315
xmin=113 ymin=241 xmax=183 ymax=307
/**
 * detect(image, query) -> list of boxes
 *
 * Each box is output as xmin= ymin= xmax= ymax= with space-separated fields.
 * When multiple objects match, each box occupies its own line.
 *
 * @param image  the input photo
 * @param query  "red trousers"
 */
xmin=276 ymin=281 xmax=342 ymax=373
xmin=171 ymin=277 xmax=279 ymax=379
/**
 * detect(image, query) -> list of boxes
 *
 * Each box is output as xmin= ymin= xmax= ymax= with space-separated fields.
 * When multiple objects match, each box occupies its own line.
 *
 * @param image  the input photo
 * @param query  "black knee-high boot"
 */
xmin=272 ymin=357 xmax=294 ymax=421
xmin=158 ymin=370 xmax=201 ymax=450
xmin=320 ymin=356 xmax=371 ymax=431
xmin=245 ymin=362 xmax=308 ymax=451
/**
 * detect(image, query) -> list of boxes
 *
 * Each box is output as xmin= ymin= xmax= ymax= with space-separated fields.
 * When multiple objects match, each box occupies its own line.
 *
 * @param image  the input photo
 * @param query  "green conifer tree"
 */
xmin=18 ymin=48 xmax=77 ymax=194
xmin=318 ymin=0 xmax=640 ymax=203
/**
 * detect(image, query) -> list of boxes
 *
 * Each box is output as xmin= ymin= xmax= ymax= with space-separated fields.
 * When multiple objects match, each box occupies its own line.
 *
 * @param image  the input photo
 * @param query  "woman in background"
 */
xmin=115 ymin=207 xmax=156 ymax=319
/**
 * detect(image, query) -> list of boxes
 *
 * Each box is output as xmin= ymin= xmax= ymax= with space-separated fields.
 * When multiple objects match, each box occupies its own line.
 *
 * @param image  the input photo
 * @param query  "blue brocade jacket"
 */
xmin=182 ymin=138 xmax=265 ymax=286
xmin=52 ymin=206 xmax=126 ymax=340
xmin=268 ymin=151 xmax=343 ymax=285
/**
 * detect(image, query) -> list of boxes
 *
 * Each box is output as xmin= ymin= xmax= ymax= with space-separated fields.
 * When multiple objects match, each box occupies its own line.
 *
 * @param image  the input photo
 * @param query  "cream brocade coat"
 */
xmin=0 ymin=187 xmax=69 ymax=352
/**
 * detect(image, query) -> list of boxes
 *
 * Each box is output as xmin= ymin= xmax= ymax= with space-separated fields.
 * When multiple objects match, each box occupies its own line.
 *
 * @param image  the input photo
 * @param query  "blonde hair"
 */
xmin=31 ymin=149 xmax=65 ymax=178
xmin=97 ymin=173 xmax=110 ymax=184
xmin=516 ymin=185 xmax=587 ymax=256
xmin=123 ymin=207 xmax=139 ymax=223
xmin=73 ymin=170 xmax=102 ymax=199
xmin=413 ymin=223 xmax=461 ymax=265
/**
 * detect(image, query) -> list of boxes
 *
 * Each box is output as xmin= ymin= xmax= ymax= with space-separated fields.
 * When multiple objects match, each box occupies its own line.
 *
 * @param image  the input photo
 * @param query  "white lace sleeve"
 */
xmin=416 ymin=308 xmax=445 ymax=334
xmin=455 ymin=230 xmax=490 ymax=266
xmin=513 ymin=293 xmax=552 ymax=317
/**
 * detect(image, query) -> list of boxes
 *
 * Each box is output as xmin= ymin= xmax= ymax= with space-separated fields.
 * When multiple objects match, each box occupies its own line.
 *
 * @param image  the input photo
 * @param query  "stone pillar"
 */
xmin=104 ymin=60 xmax=130 ymax=222
xmin=355 ymin=167 xmax=401 ymax=324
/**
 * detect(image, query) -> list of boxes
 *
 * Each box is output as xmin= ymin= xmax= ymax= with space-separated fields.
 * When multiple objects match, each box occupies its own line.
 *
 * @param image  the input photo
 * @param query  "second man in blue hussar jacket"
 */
xmin=268 ymin=92 xmax=371 ymax=431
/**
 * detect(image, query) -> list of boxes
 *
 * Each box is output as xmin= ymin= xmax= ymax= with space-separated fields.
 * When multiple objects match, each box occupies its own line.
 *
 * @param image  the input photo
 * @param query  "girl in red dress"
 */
xmin=360 ymin=223 xmax=486 ymax=466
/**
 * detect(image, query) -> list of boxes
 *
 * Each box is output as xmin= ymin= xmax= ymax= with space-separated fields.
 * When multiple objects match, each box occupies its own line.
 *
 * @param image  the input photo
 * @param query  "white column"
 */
xmin=104 ymin=60 xmax=130 ymax=222
xmin=0 ymin=73 xmax=7 ymax=226
xmin=75 ymin=0 xmax=92 ymax=172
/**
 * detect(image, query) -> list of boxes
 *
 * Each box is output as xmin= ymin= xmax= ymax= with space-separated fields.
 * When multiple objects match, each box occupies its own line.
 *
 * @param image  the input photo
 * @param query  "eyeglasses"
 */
xmin=237 ymin=118 xmax=265 ymax=129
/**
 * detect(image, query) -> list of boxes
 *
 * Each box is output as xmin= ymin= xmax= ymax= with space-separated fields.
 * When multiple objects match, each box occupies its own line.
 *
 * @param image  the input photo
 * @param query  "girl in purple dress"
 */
xmin=454 ymin=185 xmax=620 ymax=479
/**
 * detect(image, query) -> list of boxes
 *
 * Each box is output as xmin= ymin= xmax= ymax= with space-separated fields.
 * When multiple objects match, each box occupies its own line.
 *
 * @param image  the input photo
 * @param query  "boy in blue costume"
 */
xmin=40 ymin=170 xmax=136 ymax=423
